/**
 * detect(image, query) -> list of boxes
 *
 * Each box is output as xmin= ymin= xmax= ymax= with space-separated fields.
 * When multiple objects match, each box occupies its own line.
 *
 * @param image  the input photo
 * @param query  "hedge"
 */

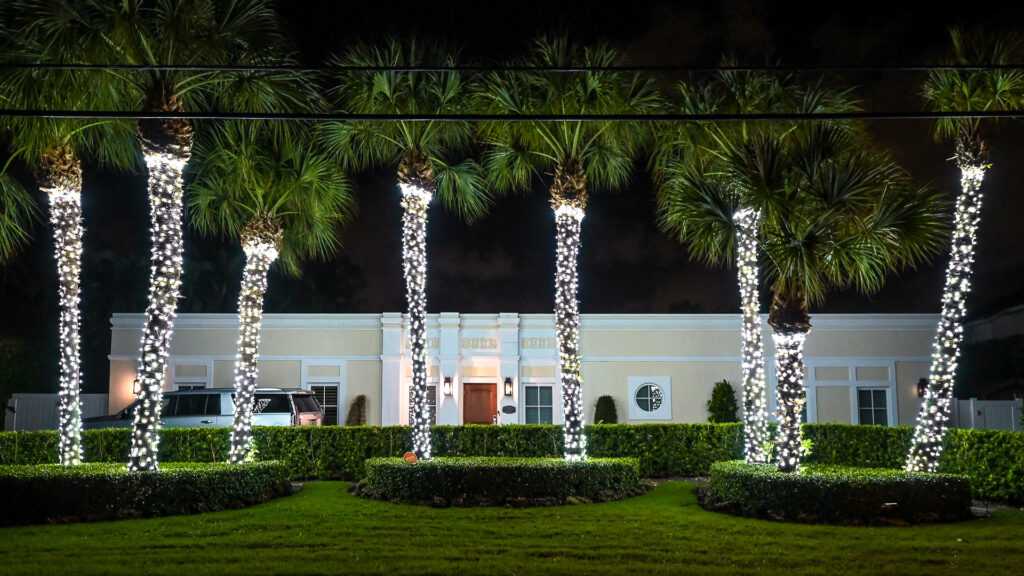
xmin=1 ymin=423 xmax=1021 ymax=503
xmin=357 ymin=457 xmax=644 ymax=506
xmin=0 ymin=461 xmax=291 ymax=526
xmin=703 ymin=461 xmax=971 ymax=524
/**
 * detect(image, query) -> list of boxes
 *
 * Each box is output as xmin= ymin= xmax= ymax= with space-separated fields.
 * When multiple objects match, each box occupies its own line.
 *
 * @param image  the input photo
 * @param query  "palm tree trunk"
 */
xmin=767 ymin=288 xmax=811 ymax=473
xmin=907 ymin=140 xmax=987 ymax=473
xmin=733 ymin=208 xmax=769 ymax=464
xmin=228 ymin=217 xmax=283 ymax=464
xmin=128 ymin=135 xmax=192 ymax=471
xmin=40 ymin=146 xmax=84 ymax=466
xmin=551 ymin=161 xmax=588 ymax=461
xmin=399 ymin=148 xmax=434 ymax=459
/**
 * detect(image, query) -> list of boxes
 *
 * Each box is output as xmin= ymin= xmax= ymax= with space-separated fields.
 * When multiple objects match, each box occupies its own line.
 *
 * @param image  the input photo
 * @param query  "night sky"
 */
xmin=2 ymin=0 xmax=1024 ymax=393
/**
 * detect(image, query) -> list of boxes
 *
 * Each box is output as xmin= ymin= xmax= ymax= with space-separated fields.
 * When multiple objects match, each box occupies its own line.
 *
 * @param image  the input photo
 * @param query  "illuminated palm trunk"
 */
xmin=399 ymin=148 xmax=435 ymax=460
xmin=128 ymin=148 xmax=190 ymax=472
xmin=401 ymin=183 xmax=432 ymax=459
xmin=907 ymin=151 xmax=986 ymax=473
xmin=551 ymin=160 xmax=588 ymax=461
xmin=40 ymin=147 xmax=84 ymax=466
xmin=733 ymin=208 xmax=769 ymax=464
xmin=228 ymin=218 xmax=283 ymax=463
xmin=768 ymin=289 xmax=811 ymax=473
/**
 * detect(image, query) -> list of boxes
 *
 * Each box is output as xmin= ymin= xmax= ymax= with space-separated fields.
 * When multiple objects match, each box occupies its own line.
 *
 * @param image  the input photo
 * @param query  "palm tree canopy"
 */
xmin=479 ymin=35 xmax=662 ymax=195
xmin=924 ymin=28 xmax=1024 ymax=148
xmin=0 ymin=0 xmax=139 ymax=171
xmin=188 ymin=121 xmax=356 ymax=277
xmin=321 ymin=38 xmax=490 ymax=222
xmin=661 ymin=118 xmax=947 ymax=306
xmin=0 ymin=169 xmax=38 ymax=263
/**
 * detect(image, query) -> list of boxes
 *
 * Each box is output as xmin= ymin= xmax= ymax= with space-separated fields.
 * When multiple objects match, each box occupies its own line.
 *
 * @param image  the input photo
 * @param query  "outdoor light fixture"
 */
xmin=443 ymin=377 xmax=453 ymax=397
xmin=917 ymin=378 xmax=928 ymax=398
xmin=133 ymin=378 xmax=141 ymax=395
xmin=504 ymin=377 xmax=513 ymax=397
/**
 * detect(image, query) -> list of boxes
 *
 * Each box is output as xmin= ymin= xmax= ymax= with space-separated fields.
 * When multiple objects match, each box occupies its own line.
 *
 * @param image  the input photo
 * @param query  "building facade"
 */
xmin=107 ymin=312 xmax=938 ymax=427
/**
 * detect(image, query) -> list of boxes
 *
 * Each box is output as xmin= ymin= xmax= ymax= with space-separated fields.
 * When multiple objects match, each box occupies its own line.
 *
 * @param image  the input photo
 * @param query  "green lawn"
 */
xmin=2 ymin=481 xmax=1022 ymax=575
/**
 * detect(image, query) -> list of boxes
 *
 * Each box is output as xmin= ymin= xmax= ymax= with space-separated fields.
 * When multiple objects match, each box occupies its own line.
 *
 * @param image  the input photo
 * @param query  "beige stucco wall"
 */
xmin=896 ymin=361 xmax=929 ymax=426
xmin=346 ymin=360 xmax=382 ymax=425
xmin=581 ymin=361 xmax=739 ymax=423
xmin=816 ymin=386 xmax=853 ymax=424
xmin=581 ymin=330 xmax=739 ymax=357
xmin=256 ymin=360 xmax=301 ymax=389
xmin=108 ymin=359 xmax=138 ymax=413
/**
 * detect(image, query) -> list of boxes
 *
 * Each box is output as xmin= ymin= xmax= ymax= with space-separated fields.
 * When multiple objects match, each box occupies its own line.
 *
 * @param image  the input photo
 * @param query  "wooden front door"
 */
xmin=463 ymin=383 xmax=497 ymax=424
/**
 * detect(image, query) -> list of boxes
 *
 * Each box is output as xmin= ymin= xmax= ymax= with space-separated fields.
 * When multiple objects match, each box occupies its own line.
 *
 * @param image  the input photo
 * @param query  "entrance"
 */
xmin=463 ymin=383 xmax=497 ymax=424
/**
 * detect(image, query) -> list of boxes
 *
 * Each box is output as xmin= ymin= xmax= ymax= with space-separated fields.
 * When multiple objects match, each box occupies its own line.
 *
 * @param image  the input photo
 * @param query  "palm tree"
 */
xmin=0 ymin=171 xmax=37 ymax=265
xmin=478 ymin=36 xmax=660 ymax=460
xmin=189 ymin=121 xmax=354 ymax=463
xmin=658 ymin=71 xmax=859 ymax=464
xmin=0 ymin=0 xmax=138 ymax=466
xmin=321 ymin=38 xmax=489 ymax=460
xmin=907 ymin=29 xmax=1024 ymax=473
xmin=661 ymin=107 xmax=946 ymax=471
xmin=88 ymin=0 xmax=313 ymax=471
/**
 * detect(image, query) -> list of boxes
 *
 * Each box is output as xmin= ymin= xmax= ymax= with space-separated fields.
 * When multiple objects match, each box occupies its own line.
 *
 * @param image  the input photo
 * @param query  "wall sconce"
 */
xmin=917 ymin=378 xmax=927 ymax=398
xmin=443 ymin=377 xmax=453 ymax=396
xmin=504 ymin=377 xmax=514 ymax=397
xmin=133 ymin=378 xmax=141 ymax=395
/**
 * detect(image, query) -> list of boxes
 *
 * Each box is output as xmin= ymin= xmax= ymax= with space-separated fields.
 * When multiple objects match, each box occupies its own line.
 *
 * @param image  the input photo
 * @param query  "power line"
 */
xmin=0 ymin=110 xmax=1020 ymax=121
xmin=3 ymin=63 xmax=1024 ymax=73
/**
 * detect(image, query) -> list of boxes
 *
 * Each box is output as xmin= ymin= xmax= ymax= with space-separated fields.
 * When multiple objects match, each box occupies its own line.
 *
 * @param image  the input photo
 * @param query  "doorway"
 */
xmin=463 ymin=383 xmax=497 ymax=424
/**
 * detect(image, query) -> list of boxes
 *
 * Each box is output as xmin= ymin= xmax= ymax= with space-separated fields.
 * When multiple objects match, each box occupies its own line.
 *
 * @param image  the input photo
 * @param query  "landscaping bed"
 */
xmin=0 ymin=461 xmax=292 ymax=526
xmin=355 ymin=456 xmax=647 ymax=506
xmin=701 ymin=460 xmax=972 ymax=525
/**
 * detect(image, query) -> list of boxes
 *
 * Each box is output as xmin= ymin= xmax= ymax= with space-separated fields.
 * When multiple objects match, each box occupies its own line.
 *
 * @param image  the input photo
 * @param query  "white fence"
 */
xmin=953 ymin=398 xmax=1023 ymax=431
xmin=4 ymin=394 xmax=109 ymax=431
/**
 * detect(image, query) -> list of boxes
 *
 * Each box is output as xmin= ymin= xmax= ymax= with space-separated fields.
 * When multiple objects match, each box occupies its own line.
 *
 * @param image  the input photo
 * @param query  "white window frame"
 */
xmin=523 ymin=384 xmax=555 ymax=424
xmin=855 ymin=385 xmax=894 ymax=427
xmin=301 ymin=360 xmax=347 ymax=425
xmin=627 ymin=376 xmax=672 ymax=420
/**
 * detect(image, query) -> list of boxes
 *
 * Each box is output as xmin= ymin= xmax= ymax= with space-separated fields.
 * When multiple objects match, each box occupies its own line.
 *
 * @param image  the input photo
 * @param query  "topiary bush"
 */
xmin=356 ymin=456 xmax=645 ymax=507
xmin=702 ymin=460 xmax=972 ymax=525
xmin=0 ymin=461 xmax=291 ymax=526
xmin=706 ymin=380 xmax=739 ymax=423
xmin=345 ymin=395 xmax=367 ymax=426
xmin=594 ymin=395 xmax=618 ymax=423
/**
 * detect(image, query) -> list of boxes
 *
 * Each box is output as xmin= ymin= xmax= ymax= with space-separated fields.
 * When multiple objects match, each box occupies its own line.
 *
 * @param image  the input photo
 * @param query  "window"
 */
xmin=427 ymin=385 xmax=437 ymax=424
xmin=634 ymin=384 xmax=664 ymax=412
xmin=251 ymin=394 xmax=292 ymax=414
xmin=524 ymin=385 xmax=553 ymax=424
xmin=310 ymin=386 xmax=339 ymax=425
xmin=176 ymin=382 xmax=206 ymax=391
xmin=628 ymin=377 xmax=672 ymax=420
xmin=173 ymin=394 xmax=219 ymax=416
xmin=858 ymin=388 xmax=888 ymax=426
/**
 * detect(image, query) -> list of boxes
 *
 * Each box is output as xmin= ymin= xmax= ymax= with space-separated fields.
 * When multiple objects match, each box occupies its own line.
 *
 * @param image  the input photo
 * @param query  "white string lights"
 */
xmin=907 ymin=162 xmax=986 ymax=473
xmin=41 ymin=157 xmax=84 ymax=467
xmin=401 ymin=182 xmax=433 ymax=460
xmin=734 ymin=208 xmax=769 ymax=464
xmin=554 ymin=204 xmax=587 ymax=461
xmin=772 ymin=331 xmax=807 ymax=472
xmin=228 ymin=219 xmax=282 ymax=464
xmin=128 ymin=151 xmax=188 ymax=472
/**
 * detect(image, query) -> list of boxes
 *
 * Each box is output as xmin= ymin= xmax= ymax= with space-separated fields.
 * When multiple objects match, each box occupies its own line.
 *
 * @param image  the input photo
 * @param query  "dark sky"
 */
xmin=3 ymin=0 xmax=1024 ymax=393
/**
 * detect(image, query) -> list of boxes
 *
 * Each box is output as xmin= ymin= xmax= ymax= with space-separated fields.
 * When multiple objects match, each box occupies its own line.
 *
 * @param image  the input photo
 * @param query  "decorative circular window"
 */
xmin=634 ymin=383 xmax=664 ymax=412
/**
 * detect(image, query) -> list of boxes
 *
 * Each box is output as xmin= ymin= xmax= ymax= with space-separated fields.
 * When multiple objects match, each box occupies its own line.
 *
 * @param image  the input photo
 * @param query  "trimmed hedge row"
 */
xmin=1 ymin=424 xmax=1021 ymax=502
xmin=357 ymin=457 xmax=644 ymax=506
xmin=0 ymin=461 xmax=291 ymax=526
xmin=703 ymin=460 xmax=972 ymax=524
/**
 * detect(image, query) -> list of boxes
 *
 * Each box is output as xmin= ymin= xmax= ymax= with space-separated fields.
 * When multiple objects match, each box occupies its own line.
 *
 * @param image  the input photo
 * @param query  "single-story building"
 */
xmin=107 ymin=312 xmax=938 ymax=428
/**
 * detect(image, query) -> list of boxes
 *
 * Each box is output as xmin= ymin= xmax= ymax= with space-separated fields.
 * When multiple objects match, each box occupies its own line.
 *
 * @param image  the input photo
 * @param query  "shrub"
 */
xmin=703 ymin=460 xmax=971 ymax=524
xmin=801 ymin=424 xmax=912 ymax=469
xmin=587 ymin=423 xmax=744 ymax=476
xmin=345 ymin=395 xmax=367 ymax=426
xmin=706 ymin=380 xmax=739 ymax=423
xmin=939 ymin=428 xmax=1024 ymax=504
xmin=357 ymin=456 xmax=644 ymax=506
xmin=0 ymin=461 xmax=291 ymax=526
xmin=594 ymin=395 xmax=618 ymax=423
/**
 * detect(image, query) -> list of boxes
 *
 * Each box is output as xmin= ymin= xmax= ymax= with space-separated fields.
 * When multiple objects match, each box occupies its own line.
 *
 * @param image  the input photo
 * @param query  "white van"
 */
xmin=83 ymin=388 xmax=323 ymax=429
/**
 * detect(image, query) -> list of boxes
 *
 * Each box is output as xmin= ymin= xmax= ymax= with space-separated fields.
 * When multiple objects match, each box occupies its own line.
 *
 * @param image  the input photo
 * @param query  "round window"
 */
xmin=634 ymin=383 xmax=664 ymax=412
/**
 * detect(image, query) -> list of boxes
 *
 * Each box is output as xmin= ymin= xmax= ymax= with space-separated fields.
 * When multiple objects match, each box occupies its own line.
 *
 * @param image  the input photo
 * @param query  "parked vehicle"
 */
xmin=83 ymin=388 xmax=323 ymax=430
